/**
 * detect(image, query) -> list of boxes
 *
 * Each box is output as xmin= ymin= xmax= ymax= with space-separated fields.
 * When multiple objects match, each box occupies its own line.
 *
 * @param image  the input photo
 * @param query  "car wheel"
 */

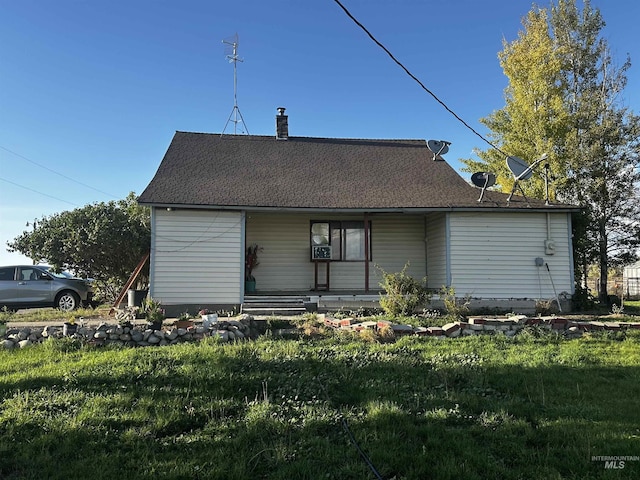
xmin=56 ymin=291 xmax=80 ymax=311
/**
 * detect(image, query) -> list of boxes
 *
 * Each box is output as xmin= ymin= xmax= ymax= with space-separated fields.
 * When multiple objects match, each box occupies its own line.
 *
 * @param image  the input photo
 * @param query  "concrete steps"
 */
xmin=241 ymin=296 xmax=312 ymax=316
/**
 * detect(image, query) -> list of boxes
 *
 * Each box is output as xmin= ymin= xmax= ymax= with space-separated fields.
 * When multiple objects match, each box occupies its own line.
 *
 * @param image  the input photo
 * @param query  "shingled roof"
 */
xmin=138 ymin=132 xmax=575 ymax=211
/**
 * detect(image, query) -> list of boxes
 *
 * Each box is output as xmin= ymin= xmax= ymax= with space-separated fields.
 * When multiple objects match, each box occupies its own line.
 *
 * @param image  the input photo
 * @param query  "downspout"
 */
xmin=424 ymin=215 xmax=429 ymax=282
xmin=149 ymin=207 xmax=156 ymax=298
xmin=567 ymin=213 xmax=575 ymax=295
xmin=364 ymin=213 xmax=370 ymax=292
xmin=445 ymin=213 xmax=451 ymax=286
xmin=241 ymin=211 xmax=246 ymax=300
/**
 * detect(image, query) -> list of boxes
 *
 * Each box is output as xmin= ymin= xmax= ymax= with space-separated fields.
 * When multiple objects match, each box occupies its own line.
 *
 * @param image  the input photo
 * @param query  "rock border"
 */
xmin=3 ymin=314 xmax=640 ymax=350
xmin=1 ymin=314 xmax=259 ymax=350
xmin=323 ymin=314 xmax=640 ymax=340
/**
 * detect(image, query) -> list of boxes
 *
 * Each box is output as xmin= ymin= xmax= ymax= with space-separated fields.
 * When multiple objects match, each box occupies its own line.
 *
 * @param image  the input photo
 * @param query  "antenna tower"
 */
xmin=221 ymin=33 xmax=249 ymax=135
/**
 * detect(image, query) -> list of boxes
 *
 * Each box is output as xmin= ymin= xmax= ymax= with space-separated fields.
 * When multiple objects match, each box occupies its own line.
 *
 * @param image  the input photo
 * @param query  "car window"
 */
xmin=42 ymin=267 xmax=73 ymax=279
xmin=18 ymin=267 xmax=41 ymax=281
xmin=0 ymin=267 xmax=15 ymax=281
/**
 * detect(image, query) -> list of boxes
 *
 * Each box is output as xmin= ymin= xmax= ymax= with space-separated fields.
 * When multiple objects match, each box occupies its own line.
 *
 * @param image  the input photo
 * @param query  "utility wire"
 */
xmin=0 ymin=177 xmax=81 ymax=207
xmin=0 ymin=145 xmax=119 ymax=199
xmin=332 ymin=0 xmax=510 ymax=159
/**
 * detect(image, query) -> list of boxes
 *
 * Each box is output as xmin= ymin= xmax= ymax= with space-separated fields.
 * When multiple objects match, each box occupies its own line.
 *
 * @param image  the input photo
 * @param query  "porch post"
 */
xmin=364 ymin=213 xmax=369 ymax=292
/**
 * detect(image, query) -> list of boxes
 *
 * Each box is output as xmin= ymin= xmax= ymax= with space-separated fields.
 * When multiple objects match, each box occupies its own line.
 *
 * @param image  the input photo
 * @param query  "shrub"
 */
xmin=378 ymin=263 xmax=431 ymax=316
xmin=439 ymin=286 xmax=470 ymax=319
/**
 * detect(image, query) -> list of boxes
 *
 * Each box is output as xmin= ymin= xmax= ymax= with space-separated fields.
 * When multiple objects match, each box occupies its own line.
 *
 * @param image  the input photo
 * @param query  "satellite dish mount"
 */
xmin=471 ymin=171 xmax=496 ymax=202
xmin=506 ymin=153 xmax=548 ymax=204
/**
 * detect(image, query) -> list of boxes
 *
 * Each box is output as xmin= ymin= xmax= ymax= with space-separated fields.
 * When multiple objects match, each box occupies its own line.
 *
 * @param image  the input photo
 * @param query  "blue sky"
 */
xmin=1 ymin=0 xmax=639 ymax=266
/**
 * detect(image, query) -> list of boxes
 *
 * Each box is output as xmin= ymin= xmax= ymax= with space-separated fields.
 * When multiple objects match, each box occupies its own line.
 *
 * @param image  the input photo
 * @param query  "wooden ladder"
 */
xmin=110 ymin=252 xmax=150 ymax=313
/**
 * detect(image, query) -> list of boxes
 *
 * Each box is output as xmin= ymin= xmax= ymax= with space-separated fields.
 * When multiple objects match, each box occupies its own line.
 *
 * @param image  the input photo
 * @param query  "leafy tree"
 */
xmin=550 ymin=0 xmax=640 ymax=301
xmin=462 ymin=6 xmax=569 ymax=200
xmin=7 ymin=193 xmax=150 ymax=299
xmin=462 ymin=0 xmax=640 ymax=304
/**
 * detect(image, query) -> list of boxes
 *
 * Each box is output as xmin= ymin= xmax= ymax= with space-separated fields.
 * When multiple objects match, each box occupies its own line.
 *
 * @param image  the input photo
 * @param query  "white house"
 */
xmin=138 ymin=108 xmax=579 ymax=315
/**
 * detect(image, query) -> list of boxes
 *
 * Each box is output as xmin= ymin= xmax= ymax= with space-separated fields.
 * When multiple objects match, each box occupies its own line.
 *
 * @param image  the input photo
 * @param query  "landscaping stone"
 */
xmin=565 ymin=326 xmax=583 ymax=339
xmin=414 ymin=326 xmax=429 ymax=336
xmin=391 ymin=324 xmax=414 ymax=335
xmin=166 ymin=329 xmax=178 ymax=341
xmin=442 ymin=323 xmax=461 ymax=337
xmin=339 ymin=318 xmax=357 ymax=327
xmin=2 ymin=314 xmax=640 ymax=350
xmin=509 ymin=315 xmax=528 ymax=323
xmin=131 ymin=331 xmax=143 ymax=342
xmin=359 ymin=321 xmax=378 ymax=329
xmin=468 ymin=318 xmax=485 ymax=325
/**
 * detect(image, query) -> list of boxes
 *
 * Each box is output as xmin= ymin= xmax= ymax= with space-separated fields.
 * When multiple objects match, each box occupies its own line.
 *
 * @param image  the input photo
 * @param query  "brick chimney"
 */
xmin=276 ymin=107 xmax=288 ymax=140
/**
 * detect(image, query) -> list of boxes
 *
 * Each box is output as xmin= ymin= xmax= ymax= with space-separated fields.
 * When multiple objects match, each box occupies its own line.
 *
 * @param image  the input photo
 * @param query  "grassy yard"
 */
xmin=1 ymin=328 xmax=639 ymax=479
xmin=623 ymin=299 xmax=640 ymax=314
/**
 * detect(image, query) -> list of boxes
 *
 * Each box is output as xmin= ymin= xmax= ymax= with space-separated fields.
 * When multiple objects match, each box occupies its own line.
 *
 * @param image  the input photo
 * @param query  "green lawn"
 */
xmin=623 ymin=299 xmax=640 ymax=314
xmin=1 ymin=332 xmax=639 ymax=479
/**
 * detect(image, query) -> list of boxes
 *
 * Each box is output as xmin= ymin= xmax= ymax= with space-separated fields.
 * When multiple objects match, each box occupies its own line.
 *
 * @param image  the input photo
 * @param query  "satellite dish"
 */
xmin=471 ymin=172 xmax=496 ymax=202
xmin=471 ymin=172 xmax=496 ymax=188
xmin=505 ymin=153 xmax=548 ymax=203
xmin=506 ymin=156 xmax=533 ymax=180
xmin=427 ymin=140 xmax=451 ymax=159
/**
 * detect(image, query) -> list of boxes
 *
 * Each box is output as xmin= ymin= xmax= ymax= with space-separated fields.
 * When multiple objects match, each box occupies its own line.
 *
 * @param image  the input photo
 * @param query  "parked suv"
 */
xmin=0 ymin=265 xmax=93 ymax=311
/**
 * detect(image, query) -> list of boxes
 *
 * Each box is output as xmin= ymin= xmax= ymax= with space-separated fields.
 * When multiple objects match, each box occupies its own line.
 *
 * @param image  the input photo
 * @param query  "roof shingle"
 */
xmin=138 ymin=132 xmax=575 ymax=211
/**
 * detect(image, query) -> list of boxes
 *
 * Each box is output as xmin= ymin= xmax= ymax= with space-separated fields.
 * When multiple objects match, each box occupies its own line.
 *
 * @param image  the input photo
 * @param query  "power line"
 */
xmin=332 ymin=0 xmax=509 ymax=158
xmin=0 ymin=177 xmax=81 ymax=207
xmin=0 ymin=145 xmax=119 ymax=199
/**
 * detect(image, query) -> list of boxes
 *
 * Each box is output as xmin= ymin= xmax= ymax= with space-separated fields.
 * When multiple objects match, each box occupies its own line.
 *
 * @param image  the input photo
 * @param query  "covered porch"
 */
xmin=244 ymin=210 xmax=445 ymax=296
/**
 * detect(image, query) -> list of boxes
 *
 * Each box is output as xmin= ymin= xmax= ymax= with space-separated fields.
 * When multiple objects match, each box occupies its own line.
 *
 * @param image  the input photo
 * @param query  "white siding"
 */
xmin=448 ymin=212 xmax=573 ymax=299
xmin=150 ymin=209 xmax=243 ymax=304
xmin=369 ymin=216 xmax=426 ymax=288
xmin=246 ymin=213 xmax=426 ymax=291
xmin=425 ymin=213 xmax=447 ymax=289
xmin=149 ymin=208 xmax=574 ymax=303
xmin=624 ymin=262 xmax=640 ymax=297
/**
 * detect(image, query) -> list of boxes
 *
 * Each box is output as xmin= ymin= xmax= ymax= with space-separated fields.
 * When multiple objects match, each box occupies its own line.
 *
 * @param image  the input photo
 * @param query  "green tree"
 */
xmin=462 ymin=0 xmax=640 ymax=304
xmin=462 ymin=6 xmax=569 ymax=200
xmin=550 ymin=0 xmax=640 ymax=301
xmin=7 ymin=193 xmax=150 ymax=297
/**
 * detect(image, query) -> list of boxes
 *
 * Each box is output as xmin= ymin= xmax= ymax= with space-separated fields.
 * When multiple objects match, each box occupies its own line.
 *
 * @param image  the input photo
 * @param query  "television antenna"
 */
xmin=221 ymin=33 xmax=249 ymax=135
xmin=427 ymin=140 xmax=451 ymax=160
xmin=506 ymin=153 xmax=548 ymax=204
xmin=471 ymin=171 xmax=496 ymax=202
